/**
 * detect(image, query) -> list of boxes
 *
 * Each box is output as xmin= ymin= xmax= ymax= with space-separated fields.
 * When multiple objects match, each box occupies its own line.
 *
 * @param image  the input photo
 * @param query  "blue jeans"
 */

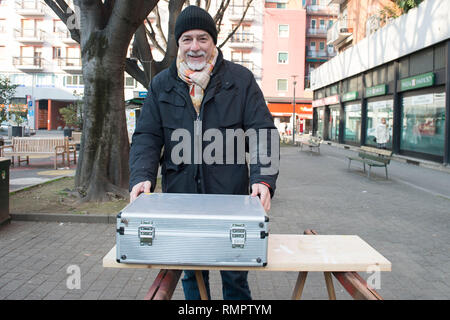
xmin=182 ymin=270 xmax=252 ymax=300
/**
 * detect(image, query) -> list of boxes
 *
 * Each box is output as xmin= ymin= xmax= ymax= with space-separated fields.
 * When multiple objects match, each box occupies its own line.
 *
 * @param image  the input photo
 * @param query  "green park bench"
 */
xmin=347 ymin=146 xmax=392 ymax=179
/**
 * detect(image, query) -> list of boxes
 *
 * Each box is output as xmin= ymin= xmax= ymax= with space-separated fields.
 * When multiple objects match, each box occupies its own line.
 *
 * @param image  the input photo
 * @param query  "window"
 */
xmin=278 ymin=24 xmax=289 ymax=38
xmin=319 ymin=42 xmax=325 ymax=51
xmin=328 ymin=20 xmax=334 ymax=29
xmin=320 ymin=20 xmax=325 ymax=29
xmin=278 ymin=52 xmax=288 ymax=64
xmin=276 ymin=3 xmax=286 ymax=9
xmin=277 ymin=79 xmax=288 ymax=91
xmin=65 ymin=75 xmax=83 ymax=86
xmin=125 ymin=76 xmax=136 ymax=87
xmin=401 ymin=92 xmax=446 ymax=157
xmin=53 ymin=47 xmax=62 ymax=59
xmin=311 ymin=19 xmax=316 ymax=29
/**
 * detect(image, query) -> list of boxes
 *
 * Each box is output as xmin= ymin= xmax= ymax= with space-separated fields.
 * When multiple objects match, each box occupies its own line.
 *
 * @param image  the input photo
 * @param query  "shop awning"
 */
xmin=267 ymin=103 xmax=313 ymax=119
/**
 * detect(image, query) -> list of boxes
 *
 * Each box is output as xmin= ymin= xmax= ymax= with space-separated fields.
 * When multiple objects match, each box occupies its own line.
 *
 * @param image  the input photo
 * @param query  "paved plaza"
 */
xmin=0 ymin=143 xmax=449 ymax=300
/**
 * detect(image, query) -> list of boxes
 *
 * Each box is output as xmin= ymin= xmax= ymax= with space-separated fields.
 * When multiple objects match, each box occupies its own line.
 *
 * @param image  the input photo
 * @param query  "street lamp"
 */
xmin=291 ymin=75 xmax=298 ymax=145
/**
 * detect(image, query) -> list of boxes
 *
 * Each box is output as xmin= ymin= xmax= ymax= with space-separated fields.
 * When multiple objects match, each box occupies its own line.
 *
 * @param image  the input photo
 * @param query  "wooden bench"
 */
xmin=347 ymin=146 xmax=393 ymax=179
xmin=67 ymin=131 xmax=81 ymax=165
xmin=299 ymin=136 xmax=322 ymax=154
xmin=0 ymin=137 xmax=69 ymax=169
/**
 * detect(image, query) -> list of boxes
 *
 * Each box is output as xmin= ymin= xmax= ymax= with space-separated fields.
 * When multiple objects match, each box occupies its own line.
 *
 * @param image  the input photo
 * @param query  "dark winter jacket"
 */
xmin=129 ymin=49 xmax=279 ymax=197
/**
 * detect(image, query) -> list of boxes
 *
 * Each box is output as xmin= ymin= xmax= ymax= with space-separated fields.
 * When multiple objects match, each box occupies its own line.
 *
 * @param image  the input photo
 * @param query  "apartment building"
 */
xmin=262 ymin=1 xmax=312 ymax=134
xmin=327 ymin=0 xmax=395 ymax=52
xmin=302 ymin=0 xmax=338 ymax=90
xmin=311 ymin=0 xmax=450 ymax=165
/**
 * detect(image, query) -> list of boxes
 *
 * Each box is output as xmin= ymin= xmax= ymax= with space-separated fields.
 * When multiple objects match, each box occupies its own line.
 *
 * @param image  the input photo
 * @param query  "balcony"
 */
xmin=229 ymin=32 xmax=254 ymax=49
xmin=306 ymin=5 xmax=338 ymax=16
xmin=15 ymin=0 xmax=46 ymax=16
xmin=327 ymin=17 xmax=353 ymax=47
xmin=13 ymin=56 xmax=45 ymax=71
xmin=307 ymin=27 xmax=328 ymax=38
xmin=232 ymin=60 xmax=262 ymax=79
xmin=58 ymin=57 xmax=82 ymax=73
xmin=14 ymin=28 xmax=46 ymax=43
xmin=55 ymin=28 xmax=77 ymax=44
xmin=228 ymin=5 xmax=255 ymax=22
xmin=306 ymin=50 xmax=336 ymax=62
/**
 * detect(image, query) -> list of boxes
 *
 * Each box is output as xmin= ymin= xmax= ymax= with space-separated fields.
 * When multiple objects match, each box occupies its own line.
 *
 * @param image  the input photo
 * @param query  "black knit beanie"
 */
xmin=175 ymin=6 xmax=218 ymax=45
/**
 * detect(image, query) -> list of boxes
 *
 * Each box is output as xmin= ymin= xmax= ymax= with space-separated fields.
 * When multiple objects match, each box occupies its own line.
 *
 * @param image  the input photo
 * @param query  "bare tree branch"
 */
xmin=44 ymin=0 xmax=81 ymax=42
xmin=219 ymin=0 xmax=253 ymax=49
xmin=154 ymin=5 xmax=168 ymax=48
xmin=145 ymin=18 xmax=166 ymax=56
xmin=214 ymin=0 xmax=231 ymax=35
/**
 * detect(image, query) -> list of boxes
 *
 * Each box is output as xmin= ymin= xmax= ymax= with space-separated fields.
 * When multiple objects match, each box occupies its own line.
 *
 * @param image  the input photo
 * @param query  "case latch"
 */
xmin=138 ymin=221 xmax=154 ymax=246
xmin=230 ymin=224 xmax=246 ymax=248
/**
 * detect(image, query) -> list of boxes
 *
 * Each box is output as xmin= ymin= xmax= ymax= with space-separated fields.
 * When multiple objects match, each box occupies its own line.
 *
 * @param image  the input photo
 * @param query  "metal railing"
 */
xmin=14 ymin=28 xmax=46 ymax=40
xmin=13 ymin=56 xmax=44 ymax=68
xmin=57 ymin=57 xmax=82 ymax=67
xmin=307 ymin=28 xmax=328 ymax=36
xmin=230 ymin=32 xmax=254 ymax=43
xmin=306 ymin=5 xmax=339 ymax=16
xmin=15 ymin=0 xmax=45 ymax=12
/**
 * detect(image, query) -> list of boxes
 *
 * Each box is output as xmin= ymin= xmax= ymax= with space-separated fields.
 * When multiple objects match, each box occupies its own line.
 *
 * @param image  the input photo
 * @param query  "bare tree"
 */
xmin=127 ymin=0 xmax=254 ymax=87
xmin=44 ymin=0 xmax=158 ymax=202
xmin=43 ymin=0 xmax=253 ymax=201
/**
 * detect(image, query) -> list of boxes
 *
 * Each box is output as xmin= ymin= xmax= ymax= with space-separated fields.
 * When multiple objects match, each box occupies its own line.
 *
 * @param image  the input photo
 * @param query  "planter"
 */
xmin=63 ymin=127 xmax=73 ymax=138
xmin=11 ymin=126 xmax=23 ymax=137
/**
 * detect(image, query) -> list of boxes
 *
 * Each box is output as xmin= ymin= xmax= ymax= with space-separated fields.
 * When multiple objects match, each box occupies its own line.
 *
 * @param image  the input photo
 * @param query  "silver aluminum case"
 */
xmin=116 ymin=193 xmax=269 ymax=267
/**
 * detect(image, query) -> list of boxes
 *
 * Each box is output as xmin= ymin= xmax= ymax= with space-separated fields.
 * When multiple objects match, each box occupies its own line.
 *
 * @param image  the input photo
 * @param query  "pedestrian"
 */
xmin=376 ymin=117 xmax=390 ymax=149
xmin=129 ymin=5 xmax=279 ymax=300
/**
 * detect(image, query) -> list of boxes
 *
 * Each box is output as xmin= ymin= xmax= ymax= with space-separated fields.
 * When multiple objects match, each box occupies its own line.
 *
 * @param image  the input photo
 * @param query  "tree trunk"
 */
xmin=75 ymin=30 xmax=129 ymax=202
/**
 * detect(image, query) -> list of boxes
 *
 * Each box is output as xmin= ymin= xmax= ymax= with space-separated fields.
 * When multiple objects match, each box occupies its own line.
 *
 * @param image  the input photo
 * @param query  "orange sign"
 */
xmin=0 ymin=104 xmax=28 ymax=112
xmin=267 ymin=103 xmax=313 ymax=119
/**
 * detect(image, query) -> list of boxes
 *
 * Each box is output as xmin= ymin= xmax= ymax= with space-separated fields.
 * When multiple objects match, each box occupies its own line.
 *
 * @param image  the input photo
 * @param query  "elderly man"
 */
xmin=129 ymin=5 xmax=279 ymax=300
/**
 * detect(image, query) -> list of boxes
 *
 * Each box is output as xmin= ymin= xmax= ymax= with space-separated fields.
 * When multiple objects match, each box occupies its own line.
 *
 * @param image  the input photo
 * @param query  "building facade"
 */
xmin=311 ymin=0 xmax=450 ymax=165
xmin=327 ymin=0 xmax=396 ymax=53
xmin=303 ymin=0 xmax=338 ymax=90
xmin=261 ymin=1 xmax=312 ymax=135
xmin=0 ymin=0 xmax=147 ymax=131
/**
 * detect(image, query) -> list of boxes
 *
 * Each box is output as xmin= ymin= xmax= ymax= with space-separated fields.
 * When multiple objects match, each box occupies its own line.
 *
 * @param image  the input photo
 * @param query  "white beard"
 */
xmin=186 ymin=60 xmax=207 ymax=71
xmin=186 ymin=50 xmax=207 ymax=71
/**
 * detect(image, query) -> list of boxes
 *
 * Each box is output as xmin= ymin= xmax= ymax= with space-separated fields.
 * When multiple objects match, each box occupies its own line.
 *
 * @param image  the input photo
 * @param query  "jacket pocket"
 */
xmin=158 ymin=92 xmax=186 ymax=128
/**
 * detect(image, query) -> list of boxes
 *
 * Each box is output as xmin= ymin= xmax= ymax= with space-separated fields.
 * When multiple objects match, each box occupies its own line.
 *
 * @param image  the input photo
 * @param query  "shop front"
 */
xmin=342 ymin=91 xmax=361 ymax=146
xmin=328 ymin=104 xmax=340 ymax=142
xmin=365 ymin=85 xmax=394 ymax=149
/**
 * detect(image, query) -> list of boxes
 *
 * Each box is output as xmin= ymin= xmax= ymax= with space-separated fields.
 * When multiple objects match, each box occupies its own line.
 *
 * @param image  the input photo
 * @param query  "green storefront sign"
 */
xmin=400 ymin=72 xmax=435 ymax=92
xmin=366 ymin=84 xmax=387 ymax=98
xmin=342 ymin=91 xmax=359 ymax=102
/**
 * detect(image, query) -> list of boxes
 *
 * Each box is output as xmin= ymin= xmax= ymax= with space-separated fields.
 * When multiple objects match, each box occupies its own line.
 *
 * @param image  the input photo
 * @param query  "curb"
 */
xmin=10 ymin=212 xmax=117 ymax=224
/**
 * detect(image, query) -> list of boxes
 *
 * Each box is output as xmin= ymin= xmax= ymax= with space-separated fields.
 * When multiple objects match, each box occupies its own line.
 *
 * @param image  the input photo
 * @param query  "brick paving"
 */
xmin=1 ymin=144 xmax=449 ymax=300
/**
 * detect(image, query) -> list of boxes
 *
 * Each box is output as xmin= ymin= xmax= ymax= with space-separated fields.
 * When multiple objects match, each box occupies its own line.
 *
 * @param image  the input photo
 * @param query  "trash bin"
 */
xmin=0 ymin=157 xmax=11 ymax=226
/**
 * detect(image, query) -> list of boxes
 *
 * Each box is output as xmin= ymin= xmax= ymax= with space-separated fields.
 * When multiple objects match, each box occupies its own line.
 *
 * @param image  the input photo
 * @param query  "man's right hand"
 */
xmin=130 ymin=181 xmax=152 ymax=203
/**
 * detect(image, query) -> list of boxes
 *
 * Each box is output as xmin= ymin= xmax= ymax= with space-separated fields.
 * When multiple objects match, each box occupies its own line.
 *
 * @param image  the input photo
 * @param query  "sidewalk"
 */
xmin=0 ymin=144 xmax=449 ymax=299
xmin=2 ymin=130 xmax=76 ymax=192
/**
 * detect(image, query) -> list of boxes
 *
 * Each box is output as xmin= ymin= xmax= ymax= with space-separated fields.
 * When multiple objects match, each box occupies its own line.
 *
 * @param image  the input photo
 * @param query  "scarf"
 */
xmin=177 ymin=47 xmax=218 ymax=114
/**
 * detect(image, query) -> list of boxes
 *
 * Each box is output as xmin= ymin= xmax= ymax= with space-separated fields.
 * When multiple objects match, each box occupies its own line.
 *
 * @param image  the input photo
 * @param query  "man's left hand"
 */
xmin=251 ymin=183 xmax=271 ymax=213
